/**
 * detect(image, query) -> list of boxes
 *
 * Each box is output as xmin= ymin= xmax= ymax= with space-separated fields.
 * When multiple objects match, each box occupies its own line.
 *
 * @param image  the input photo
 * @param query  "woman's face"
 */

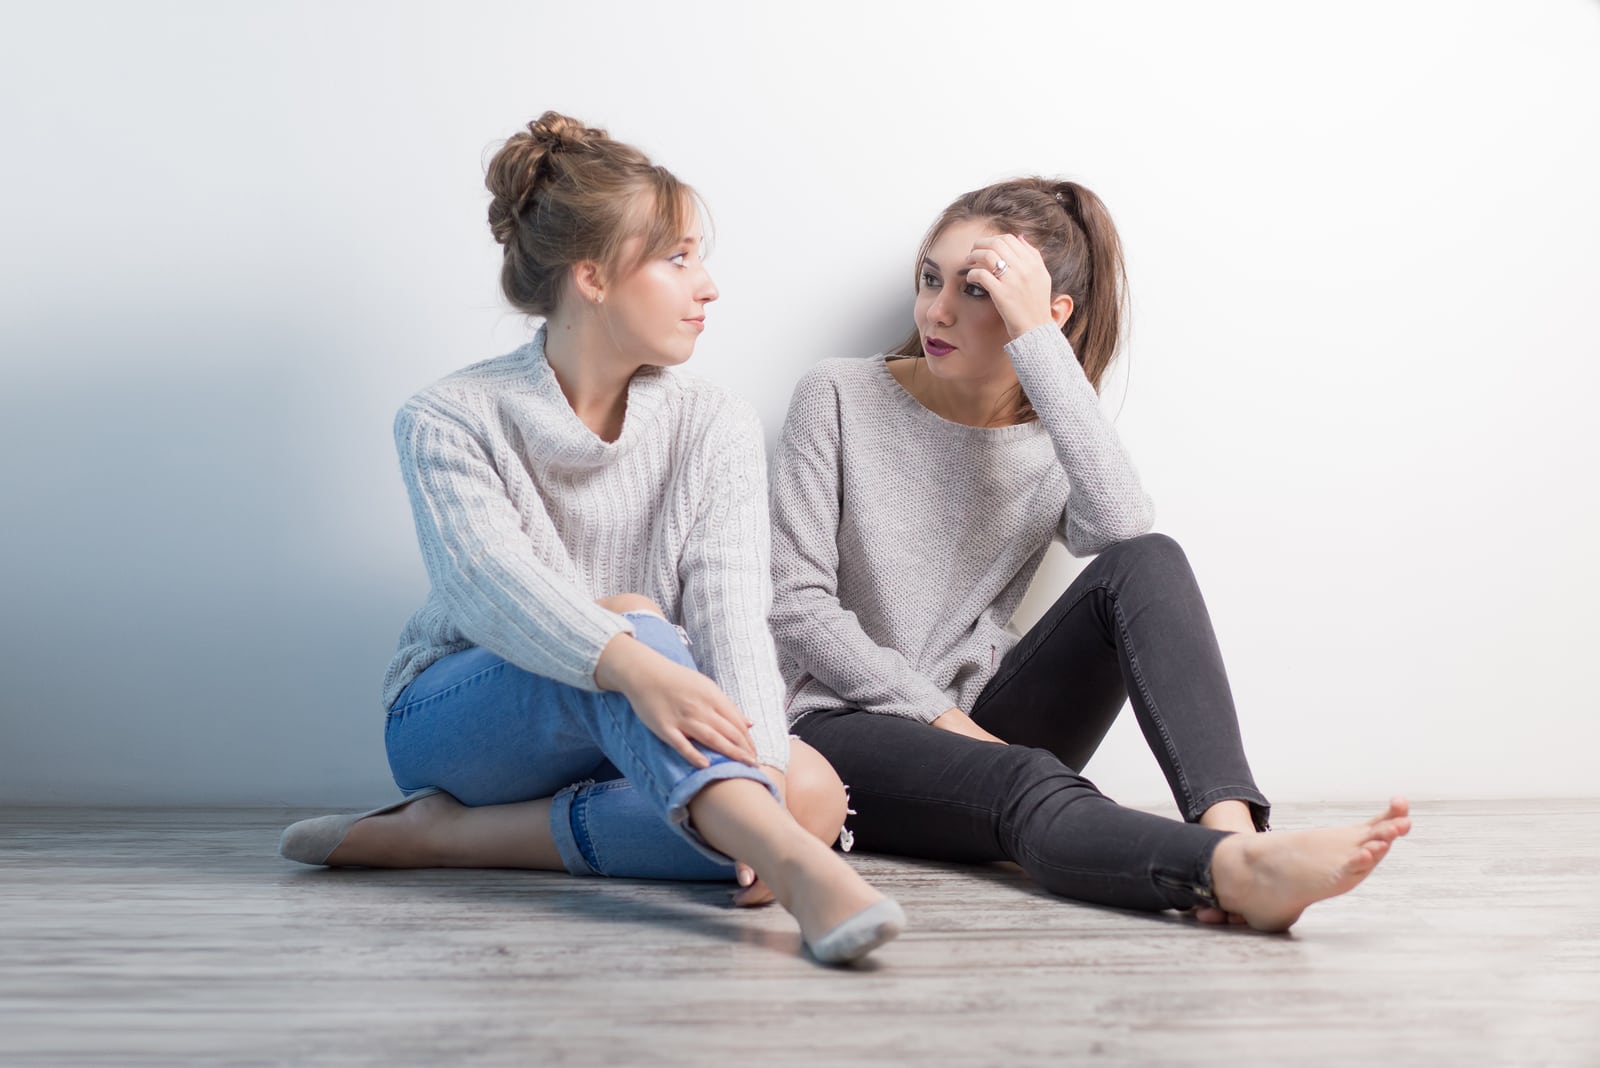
xmin=912 ymin=217 xmax=1016 ymax=387
xmin=600 ymin=224 xmax=718 ymax=367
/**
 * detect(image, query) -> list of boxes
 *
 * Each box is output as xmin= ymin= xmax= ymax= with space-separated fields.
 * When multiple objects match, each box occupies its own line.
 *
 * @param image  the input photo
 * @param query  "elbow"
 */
xmin=767 ymin=582 xmax=826 ymax=635
xmin=1064 ymin=499 xmax=1155 ymax=557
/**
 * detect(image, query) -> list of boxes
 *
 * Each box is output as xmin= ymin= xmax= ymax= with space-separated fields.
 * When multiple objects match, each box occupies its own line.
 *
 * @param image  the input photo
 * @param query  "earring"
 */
xmin=596 ymin=293 xmax=605 ymax=304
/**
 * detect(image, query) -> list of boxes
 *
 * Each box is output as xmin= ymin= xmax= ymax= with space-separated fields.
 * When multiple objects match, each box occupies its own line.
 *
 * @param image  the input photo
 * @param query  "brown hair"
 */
xmin=894 ymin=177 xmax=1129 ymax=420
xmin=484 ymin=111 xmax=699 ymax=317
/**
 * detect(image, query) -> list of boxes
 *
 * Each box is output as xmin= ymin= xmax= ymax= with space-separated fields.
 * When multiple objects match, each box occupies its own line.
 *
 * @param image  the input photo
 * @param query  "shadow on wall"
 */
xmin=0 ymin=306 xmax=425 ymax=806
xmin=0 ymin=280 xmax=1050 ymax=806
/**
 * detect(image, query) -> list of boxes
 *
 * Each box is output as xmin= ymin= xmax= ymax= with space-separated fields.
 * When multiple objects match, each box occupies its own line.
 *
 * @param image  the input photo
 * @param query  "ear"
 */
xmin=571 ymin=260 xmax=607 ymax=305
xmin=1050 ymin=293 xmax=1074 ymax=328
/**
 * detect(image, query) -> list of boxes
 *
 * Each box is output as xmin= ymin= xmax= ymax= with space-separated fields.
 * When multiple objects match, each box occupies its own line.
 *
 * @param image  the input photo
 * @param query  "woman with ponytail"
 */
xmin=769 ymin=178 xmax=1411 ymax=931
xmin=278 ymin=113 xmax=903 ymax=964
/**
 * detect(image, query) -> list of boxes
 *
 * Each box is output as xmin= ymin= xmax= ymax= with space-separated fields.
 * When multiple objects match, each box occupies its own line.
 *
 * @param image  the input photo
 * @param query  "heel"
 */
xmin=277 ymin=787 xmax=445 ymax=866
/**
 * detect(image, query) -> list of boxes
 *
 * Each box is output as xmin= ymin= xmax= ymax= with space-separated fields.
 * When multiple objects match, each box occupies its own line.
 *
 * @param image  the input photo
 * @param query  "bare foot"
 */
xmin=1209 ymin=797 xmax=1412 ymax=932
xmin=324 ymin=792 xmax=462 ymax=867
xmin=1191 ymin=800 xmax=1260 ymax=924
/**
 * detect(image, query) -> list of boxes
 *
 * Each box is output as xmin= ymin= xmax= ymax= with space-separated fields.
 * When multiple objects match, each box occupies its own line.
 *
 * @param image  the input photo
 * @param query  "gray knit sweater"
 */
xmin=384 ymin=327 xmax=791 ymax=769
xmin=770 ymin=324 xmax=1154 ymax=726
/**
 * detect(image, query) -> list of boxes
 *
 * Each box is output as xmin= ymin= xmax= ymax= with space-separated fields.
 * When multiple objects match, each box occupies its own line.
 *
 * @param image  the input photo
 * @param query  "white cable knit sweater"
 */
xmin=383 ymin=327 xmax=791 ymax=770
xmin=769 ymin=324 xmax=1154 ymax=727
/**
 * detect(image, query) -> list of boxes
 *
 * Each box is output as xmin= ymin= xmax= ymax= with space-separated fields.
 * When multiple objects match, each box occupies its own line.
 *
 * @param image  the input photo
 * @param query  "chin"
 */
xmin=649 ymin=344 xmax=695 ymax=368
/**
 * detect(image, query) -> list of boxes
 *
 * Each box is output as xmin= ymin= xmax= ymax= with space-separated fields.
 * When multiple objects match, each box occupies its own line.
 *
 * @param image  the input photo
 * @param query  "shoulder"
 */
xmin=396 ymin=346 xmax=536 ymax=433
xmin=781 ymin=355 xmax=892 ymax=438
xmin=794 ymin=356 xmax=881 ymax=397
xmin=665 ymin=371 xmax=766 ymax=452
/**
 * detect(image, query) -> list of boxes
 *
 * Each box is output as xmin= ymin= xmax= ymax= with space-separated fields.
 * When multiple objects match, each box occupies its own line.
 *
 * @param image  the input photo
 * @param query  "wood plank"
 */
xmin=1 ymin=801 xmax=1595 ymax=1066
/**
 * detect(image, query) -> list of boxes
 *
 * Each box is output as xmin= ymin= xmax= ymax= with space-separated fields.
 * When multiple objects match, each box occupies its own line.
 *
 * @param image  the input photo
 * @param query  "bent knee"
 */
xmin=1098 ymin=531 xmax=1193 ymax=580
xmin=784 ymin=739 xmax=848 ymax=847
xmin=1108 ymin=531 xmax=1183 ymax=562
xmin=595 ymin=593 xmax=664 ymax=617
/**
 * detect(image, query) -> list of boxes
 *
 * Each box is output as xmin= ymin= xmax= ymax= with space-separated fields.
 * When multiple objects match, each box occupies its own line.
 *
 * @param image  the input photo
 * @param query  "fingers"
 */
xmin=964 ymin=264 xmax=998 ymax=297
xmin=713 ymin=694 xmax=758 ymax=755
xmin=683 ymin=718 xmax=757 ymax=766
xmin=968 ymin=232 xmax=1034 ymax=258
xmin=731 ymin=862 xmax=774 ymax=906
xmin=731 ymin=877 xmax=775 ymax=908
xmin=664 ymin=729 xmax=711 ymax=769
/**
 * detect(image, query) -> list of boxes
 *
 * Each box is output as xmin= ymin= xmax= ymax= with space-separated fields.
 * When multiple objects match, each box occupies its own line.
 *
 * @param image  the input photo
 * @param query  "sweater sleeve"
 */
xmin=395 ymin=399 xmax=633 ymax=691
xmin=1005 ymin=324 xmax=1155 ymax=555
xmin=676 ymin=404 xmax=792 ymax=771
xmin=768 ymin=367 xmax=956 ymax=724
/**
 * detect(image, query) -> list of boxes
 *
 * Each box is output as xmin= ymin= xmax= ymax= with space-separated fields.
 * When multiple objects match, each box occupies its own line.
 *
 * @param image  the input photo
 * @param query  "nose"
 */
xmin=926 ymin=287 xmax=954 ymax=327
xmin=696 ymin=264 xmax=719 ymax=305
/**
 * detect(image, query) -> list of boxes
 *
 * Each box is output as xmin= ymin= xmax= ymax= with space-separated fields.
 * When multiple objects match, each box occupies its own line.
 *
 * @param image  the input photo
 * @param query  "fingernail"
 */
xmin=738 ymin=868 xmax=753 ymax=887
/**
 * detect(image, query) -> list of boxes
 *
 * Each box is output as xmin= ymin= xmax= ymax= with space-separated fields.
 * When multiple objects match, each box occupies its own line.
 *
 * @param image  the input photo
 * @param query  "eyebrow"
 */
xmin=921 ymin=257 xmax=970 ymax=277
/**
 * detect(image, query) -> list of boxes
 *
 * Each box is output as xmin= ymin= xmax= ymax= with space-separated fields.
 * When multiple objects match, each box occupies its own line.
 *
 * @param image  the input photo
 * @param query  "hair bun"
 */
xmin=485 ymin=111 xmax=611 ymax=246
xmin=527 ymin=111 xmax=605 ymax=154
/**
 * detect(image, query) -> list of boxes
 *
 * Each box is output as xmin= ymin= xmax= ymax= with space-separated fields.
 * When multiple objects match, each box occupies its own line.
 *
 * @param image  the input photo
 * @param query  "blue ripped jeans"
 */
xmin=385 ymin=611 xmax=770 ymax=879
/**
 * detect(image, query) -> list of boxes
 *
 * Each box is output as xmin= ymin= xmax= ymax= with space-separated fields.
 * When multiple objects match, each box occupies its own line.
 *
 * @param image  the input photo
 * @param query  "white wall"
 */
xmin=2 ymin=1 xmax=1596 ymax=807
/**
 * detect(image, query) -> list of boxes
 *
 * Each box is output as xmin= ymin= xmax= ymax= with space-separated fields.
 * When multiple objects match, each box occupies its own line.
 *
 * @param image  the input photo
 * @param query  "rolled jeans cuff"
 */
xmin=550 ymin=780 xmax=600 ymax=877
xmin=665 ymin=759 xmax=779 ymax=865
xmin=1190 ymin=785 xmax=1273 ymax=831
xmin=550 ymin=760 xmax=778 ymax=876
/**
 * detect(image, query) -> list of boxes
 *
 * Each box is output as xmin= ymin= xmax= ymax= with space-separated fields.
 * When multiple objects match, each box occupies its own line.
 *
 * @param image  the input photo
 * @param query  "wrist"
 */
xmin=1005 ymin=318 xmax=1053 ymax=342
xmin=593 ymin=631 xmax=651 ymax=693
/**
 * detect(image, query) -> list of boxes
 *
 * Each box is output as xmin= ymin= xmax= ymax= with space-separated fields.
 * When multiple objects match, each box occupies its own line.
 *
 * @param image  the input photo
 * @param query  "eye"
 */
xmin=919 ymin=271 xmax=941 ymax=290
xmin=669 ymin=252 xmax=689 ymax=267
xmin=962 ymin=282 xmax=989 ymax=299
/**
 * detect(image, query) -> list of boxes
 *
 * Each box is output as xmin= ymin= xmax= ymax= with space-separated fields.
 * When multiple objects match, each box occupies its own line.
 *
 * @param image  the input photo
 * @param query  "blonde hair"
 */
xmin=484 ymin=111 xmax=698 ymax=316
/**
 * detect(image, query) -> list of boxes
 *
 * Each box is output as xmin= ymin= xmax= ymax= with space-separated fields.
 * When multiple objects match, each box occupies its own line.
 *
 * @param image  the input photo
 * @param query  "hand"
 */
xmin=930 ymin=707 xmax=1006 ymax=745
xmin=964 ymin=233 xmax=1060 ymax=341
xmin=733 ymin=766 xmax=785 ymax=907
xmin=594 ymin=632 xmax=758 ymax=767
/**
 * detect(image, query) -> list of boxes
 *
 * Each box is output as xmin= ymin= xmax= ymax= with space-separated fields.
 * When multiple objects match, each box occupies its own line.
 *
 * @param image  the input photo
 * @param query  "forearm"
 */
xmin=1004 ymin=325 xmax=1154 ymax=551
xmin=769 ymin=586 xmax=954 ymax=723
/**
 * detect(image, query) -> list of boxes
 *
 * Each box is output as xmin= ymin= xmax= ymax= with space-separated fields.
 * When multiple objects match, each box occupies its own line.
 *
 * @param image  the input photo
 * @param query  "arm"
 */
xmin=395 ymin=399 xmax=633 ymax=691
xmin=768 ymin=368 xmax=956 ymax=724
xmin=1005 ymin=324 xmax=1155 ymax=555
xmin=964 ymin=232 xmax=1154 ymax=556
xmin=676 ymin=404 xmax=793 ymax=771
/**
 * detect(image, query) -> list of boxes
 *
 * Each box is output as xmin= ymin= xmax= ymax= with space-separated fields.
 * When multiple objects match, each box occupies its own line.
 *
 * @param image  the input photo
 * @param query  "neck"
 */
xmin=905 ymin=358 xmax=1022 ymax=428
xmin=541 ymin=312 xmax=642 ymax=442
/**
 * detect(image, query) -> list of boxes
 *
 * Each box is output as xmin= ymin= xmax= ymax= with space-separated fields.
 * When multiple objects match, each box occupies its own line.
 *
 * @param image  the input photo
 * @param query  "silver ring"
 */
xmin=993 ymin=258 xmax=1009 ymax=278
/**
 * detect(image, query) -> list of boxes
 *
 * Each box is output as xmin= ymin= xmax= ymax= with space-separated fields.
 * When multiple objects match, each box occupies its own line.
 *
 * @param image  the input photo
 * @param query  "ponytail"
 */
xmin=1051 ymin=181 xmax=1128 ymax=391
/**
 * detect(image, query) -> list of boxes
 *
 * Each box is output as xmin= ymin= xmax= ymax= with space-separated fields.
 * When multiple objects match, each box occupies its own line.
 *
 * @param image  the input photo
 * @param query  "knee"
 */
xmin=783 ymin=739 xmax=848 ymax=848
xmin=1097 ymin=532 xmax=1193 ymax=584
xmin=595 ymin=593 xmax=665 ymax=617
xmin=1002 ymin=746 xmax=1104 ymax=818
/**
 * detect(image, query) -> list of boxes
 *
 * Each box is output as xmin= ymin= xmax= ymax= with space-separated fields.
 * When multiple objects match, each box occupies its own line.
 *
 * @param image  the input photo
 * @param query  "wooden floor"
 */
xmin=1 ymin=800 xmax=1596 ymax=1067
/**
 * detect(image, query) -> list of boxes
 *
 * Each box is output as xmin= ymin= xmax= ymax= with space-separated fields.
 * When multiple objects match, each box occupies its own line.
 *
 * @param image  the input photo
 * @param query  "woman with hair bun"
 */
xmin=279 ymin=112 xmax=904 ymax=964
xmin=770 ymin=177 xmax=1411 ymax=931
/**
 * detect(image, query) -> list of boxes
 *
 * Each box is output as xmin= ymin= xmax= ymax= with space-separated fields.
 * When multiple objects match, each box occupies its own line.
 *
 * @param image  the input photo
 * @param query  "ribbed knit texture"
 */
xmin=384 ymin=327 xmax=790 ymax=770
xmin=770 ymin=324 xmax=1154 ymax=726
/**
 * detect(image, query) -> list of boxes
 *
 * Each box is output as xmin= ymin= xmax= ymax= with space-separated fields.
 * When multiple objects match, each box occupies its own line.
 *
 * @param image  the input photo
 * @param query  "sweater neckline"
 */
xmin=518 ymin=326 xmax=673 ymax=468
xmin=870 ymin=354 xmax=1044 ymax=441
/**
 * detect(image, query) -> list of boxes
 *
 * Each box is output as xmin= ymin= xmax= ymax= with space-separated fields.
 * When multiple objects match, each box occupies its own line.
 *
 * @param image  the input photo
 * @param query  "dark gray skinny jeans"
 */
xmin=793 ymin=533 xmax=1270 ymax=913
